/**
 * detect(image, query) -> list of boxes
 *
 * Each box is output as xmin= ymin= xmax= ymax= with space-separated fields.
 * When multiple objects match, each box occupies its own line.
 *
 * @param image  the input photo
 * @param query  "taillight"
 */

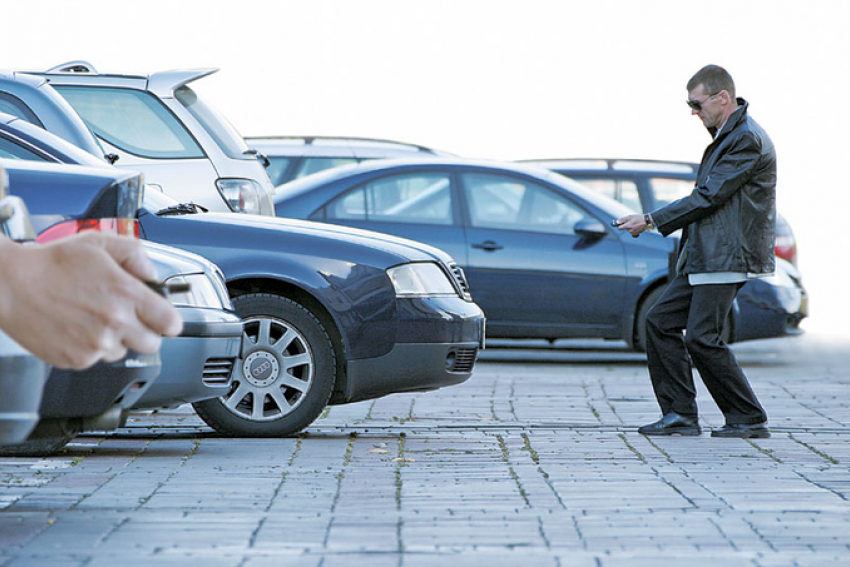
xmin=774 ymin=236 xmax=797 ymax=265
xmin=36 ymin=218 xmax=139 ymax=244
xmin=774 ymin=215 xmax=797 ymax=265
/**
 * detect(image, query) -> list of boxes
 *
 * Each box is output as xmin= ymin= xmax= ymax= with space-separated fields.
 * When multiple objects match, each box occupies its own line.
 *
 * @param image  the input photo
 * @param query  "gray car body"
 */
xmin=138 ymin=241 xmax=243 ymax=410
xmin=0 ymin=174 xmax=49 ymax=445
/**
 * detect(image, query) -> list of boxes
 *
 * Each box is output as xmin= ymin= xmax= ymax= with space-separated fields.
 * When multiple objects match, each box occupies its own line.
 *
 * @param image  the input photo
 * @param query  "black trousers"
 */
xmin=644 ymin=274 xmax=767 ymax=425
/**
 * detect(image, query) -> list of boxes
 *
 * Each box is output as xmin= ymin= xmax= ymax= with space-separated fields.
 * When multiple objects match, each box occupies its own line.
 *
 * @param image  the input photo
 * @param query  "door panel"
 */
xmin=461 ymin=172 xmax=628 ymax=338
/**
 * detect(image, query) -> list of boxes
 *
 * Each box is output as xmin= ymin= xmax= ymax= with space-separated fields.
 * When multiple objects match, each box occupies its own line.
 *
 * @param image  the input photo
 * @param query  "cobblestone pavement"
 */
xmin=1 ymin=332 xmax=848 ymax=566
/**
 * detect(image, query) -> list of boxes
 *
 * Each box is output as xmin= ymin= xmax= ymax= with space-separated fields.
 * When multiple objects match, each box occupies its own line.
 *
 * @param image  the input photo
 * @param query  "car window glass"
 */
xmin=55 ymin=86 xmax=204 ymax=159
xmin=295 ymin=158 xmax=359 ymax=180
xmin=463 ymin=173 xmax=588 ymax=235
xmin=266 ymin=156 xmax=295 ymax=186
xmin=574 ymin=178 xmax=641 ymax=213
xmin=175 ymin=86 xmax=251 ymax=160
xmin=324 ymin=172 xmax=453 ymax=225
xmin=650 ymin=177 xmax=694 ymax=207
xmin=0 ymin=94 xmax=43 ymax=126
xmin=0 ymin=136 xmax=48 ymax=161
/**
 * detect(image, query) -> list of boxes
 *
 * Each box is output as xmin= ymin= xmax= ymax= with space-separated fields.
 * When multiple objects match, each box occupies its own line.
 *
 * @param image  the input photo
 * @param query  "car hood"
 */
xmin=145 ymin=208 xmax=457 ymax=266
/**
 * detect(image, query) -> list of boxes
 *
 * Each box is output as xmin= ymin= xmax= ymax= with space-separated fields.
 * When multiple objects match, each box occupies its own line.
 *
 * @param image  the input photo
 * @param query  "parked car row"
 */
xmin=0 ymin=59 xmax=806 ymax=454
xmin=245 ymin=136 xmax=806 ymax=343
xmin=0 ymin=62 xmax=485 ymax=453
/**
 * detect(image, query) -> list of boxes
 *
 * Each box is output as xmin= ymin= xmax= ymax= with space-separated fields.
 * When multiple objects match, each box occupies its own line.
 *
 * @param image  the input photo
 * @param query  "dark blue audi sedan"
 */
xmin=272 ymin=157 xmax=807 ymax=350
xmin=0 ymin=117 xmax=484 ymax=439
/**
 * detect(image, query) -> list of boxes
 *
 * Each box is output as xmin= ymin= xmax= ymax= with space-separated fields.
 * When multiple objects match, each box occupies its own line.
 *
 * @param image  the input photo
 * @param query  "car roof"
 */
xmin=520 ymin=158 xmax=698 ymax=175
xmin=247 ymin=135 xmax=454 ymax=158
xmin=26 ymin=61 xmax=220 ymax=97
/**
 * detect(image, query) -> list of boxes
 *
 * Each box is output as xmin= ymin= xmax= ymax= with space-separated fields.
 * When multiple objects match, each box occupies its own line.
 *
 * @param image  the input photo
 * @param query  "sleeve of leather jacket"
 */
xmin=650 ymin=131 xmax=762 ymax=236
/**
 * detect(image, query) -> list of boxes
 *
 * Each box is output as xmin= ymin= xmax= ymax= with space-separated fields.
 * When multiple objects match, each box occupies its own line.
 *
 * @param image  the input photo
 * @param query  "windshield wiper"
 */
xmin=156 ymin=202 xmax=209 ymax=216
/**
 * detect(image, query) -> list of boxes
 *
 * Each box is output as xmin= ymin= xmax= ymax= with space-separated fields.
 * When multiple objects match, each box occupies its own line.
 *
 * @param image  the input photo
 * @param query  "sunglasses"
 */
xmin=686 ymin=92 xmax=720 ymax=111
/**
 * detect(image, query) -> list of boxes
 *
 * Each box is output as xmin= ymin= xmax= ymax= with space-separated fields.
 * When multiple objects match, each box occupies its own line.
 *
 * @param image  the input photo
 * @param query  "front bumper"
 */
xmin=132 ymin=307 xmax=243 ymax=409
xmin=735 ymin=277 xmax=807 ymax=342
xmin=40 ymin=351 xmax=161 ymax=419
xmin=337 ymin=297 xmax=485 ymax=404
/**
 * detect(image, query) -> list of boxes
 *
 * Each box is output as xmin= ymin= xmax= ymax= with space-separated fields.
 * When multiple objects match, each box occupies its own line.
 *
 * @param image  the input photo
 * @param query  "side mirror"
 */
xmin=574 ymin=218 xmax=608 ymax=239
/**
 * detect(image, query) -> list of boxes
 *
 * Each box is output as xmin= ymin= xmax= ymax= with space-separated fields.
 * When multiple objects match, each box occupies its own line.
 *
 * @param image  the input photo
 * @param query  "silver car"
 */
xmin=20 ymin=61 xmax=276 ymax=216
xmin=246 ymin=135 xmax=452 ymax=187
xmin=0 ymin=165 xmax=49 ymax=446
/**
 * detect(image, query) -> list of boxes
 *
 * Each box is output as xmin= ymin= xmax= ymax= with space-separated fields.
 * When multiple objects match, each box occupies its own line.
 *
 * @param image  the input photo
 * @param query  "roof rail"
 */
xmin=246 ymin=135 xmax=437 ymax=153
xmin=520 ymin=158 xmax=698 ymax=172
xmin=45 ymin=60 xmax=98 ymax=75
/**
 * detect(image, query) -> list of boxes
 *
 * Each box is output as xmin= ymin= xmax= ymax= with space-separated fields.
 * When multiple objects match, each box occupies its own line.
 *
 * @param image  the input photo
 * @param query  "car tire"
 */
xmin=193 ymin=293 xmax=336 ymax=437
xmin=634 ymin=284 xmax=733 ymax=353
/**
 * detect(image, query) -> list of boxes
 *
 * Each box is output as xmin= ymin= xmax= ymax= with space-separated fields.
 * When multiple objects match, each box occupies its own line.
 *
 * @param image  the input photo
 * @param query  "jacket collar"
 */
xmin=706 ymin=97 xmax=748 ymax=140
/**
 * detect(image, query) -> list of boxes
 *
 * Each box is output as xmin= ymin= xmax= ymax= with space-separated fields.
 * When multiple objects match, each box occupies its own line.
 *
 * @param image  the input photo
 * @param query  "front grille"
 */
xmin=449 ymin=348 xmax=478 ymax=373
xmin=448 ymin=263 xmax=472 ymax=300
xmin=202 ymin=358 xmax=235 ymax=386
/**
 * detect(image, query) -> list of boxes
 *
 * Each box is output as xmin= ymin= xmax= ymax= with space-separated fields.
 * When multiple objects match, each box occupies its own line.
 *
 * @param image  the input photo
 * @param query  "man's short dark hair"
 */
xmin=687 ymin=65 xmax=736 ymax=100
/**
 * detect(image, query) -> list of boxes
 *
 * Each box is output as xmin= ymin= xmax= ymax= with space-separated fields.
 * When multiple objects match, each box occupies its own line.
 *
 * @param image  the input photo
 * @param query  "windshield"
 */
xmin=174 ymin=86 xmax=251 ymax=160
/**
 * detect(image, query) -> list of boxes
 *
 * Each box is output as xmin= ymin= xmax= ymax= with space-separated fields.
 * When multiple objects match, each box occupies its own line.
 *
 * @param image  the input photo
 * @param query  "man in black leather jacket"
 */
xmin=616 ymin=65 xmax=775 ymax=438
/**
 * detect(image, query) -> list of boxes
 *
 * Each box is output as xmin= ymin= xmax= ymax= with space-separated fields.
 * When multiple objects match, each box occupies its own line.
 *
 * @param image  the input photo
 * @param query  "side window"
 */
xmin=322 ymin=172 xmax=453 ymax=225
xmin=576 ymin=178 xmax=642 ymax=213
xmin=294 ymin=157 xmax=358 ymax=180
xmin=649 ymin=177 xmax=695 ymax=207
xmin=0 ymin=136 xmax=49 ymax=161
xmin=55 ymin=86 xmax=204 ymax=159
xmin=0 ymin=93 xmax=43 ymax=126
xmin=463 ymin=173 xmax=588 ymax=235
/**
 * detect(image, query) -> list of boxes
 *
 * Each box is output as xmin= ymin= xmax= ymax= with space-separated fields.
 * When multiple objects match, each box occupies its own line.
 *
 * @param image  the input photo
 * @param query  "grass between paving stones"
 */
xmin=789 ymin=434 xmax=840 ymax=464
xmin=497 ymin=434 xmax=530 ymax=507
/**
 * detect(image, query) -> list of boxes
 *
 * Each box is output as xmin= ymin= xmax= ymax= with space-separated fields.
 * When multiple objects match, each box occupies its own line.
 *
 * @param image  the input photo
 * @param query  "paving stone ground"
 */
xmin=1 ymin=332 xmax=848 ymax=566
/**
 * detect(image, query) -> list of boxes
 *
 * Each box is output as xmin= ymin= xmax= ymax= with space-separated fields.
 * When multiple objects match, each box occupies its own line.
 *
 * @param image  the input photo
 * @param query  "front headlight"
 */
xmin=165 ymin=274 xmax=226 ymax=309
xmin=216 ymin=178 xmax=262 ymax=214
xmin=387 ymin=263 xmax=458 ymax=297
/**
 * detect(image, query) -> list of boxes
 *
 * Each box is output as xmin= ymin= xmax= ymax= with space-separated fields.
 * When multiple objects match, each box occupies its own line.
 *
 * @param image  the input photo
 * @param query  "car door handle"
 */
xmin=471 ymin=240 xmax=503 ymax=252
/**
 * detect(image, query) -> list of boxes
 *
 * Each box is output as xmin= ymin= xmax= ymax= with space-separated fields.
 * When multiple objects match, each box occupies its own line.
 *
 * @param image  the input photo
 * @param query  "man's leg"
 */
xmin=644 ymin=274 xmax=699 ymax=418
xmin=685 ymin=283 xmax=768 ymax=425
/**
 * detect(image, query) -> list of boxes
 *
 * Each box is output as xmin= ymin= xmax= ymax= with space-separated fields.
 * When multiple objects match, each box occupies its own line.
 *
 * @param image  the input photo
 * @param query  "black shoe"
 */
xmin=711 ymin=423 xmax=770 ymax=438
xmin=638 ymin=413 xmax=701 ymax=436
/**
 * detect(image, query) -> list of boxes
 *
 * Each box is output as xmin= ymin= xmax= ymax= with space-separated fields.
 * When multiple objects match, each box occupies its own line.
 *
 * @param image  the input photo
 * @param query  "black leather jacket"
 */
xmin=651 ymin=99 xmax=776 ymax=275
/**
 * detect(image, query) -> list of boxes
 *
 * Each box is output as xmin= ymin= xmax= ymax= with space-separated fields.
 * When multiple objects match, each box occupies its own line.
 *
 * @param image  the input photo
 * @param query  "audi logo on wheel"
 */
xmin=252 ymin=361 xmax=272 ymax=377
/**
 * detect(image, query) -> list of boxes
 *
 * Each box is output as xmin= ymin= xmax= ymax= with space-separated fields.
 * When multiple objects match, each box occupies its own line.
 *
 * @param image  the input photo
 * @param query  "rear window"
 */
xmin=55 ymin=86 xmax=204 ymax=159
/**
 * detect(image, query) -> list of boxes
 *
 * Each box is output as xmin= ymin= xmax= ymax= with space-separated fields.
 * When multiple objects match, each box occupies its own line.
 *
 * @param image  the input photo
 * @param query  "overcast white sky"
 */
xmin=5 ymin=0 xmax=849 ymax=336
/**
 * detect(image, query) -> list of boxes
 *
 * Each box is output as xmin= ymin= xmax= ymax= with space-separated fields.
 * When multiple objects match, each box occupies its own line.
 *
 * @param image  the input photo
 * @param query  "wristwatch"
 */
xmin=644 ymin=213 xmax=654 ymax=230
